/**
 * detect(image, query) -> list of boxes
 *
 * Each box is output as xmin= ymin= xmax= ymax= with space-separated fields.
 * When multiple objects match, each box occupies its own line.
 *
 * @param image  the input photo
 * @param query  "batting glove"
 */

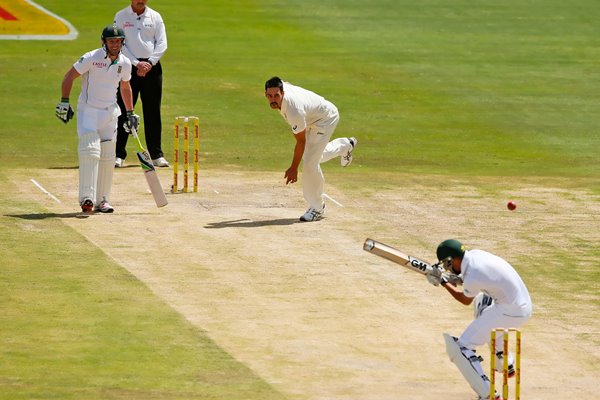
xmin=426 ymin=266 xmax=444 ymax=287
xmin=123 ymin=111 xmax=140 ymax=134
xmin=444 ymin=273 xmax=462 ymax=286
xmin=55 ymin=98 xmax=74 ymax=124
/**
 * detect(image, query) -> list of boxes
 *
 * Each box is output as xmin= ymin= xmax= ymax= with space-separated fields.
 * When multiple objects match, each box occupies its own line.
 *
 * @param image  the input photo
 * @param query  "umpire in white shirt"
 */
xmin=114 ymin=0 xmax=168 ymax=168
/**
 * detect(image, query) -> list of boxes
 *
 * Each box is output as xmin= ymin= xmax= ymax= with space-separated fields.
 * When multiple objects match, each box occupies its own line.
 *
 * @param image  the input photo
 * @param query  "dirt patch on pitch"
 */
xmin=14 ymin=167 xmax=600 ymax=400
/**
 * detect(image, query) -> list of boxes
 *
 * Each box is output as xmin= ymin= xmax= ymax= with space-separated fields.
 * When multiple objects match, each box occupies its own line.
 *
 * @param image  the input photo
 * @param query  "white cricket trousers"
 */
xmin=76 ymin=104 xmax=120 ymax=204
xmin=302 ymin=115 xmax=353 ymax=210
xmin=460 ymin=303 xmax=531 ymax=368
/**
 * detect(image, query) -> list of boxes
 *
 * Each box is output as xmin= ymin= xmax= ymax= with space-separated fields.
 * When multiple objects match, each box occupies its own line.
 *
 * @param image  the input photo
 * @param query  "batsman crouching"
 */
xmin=428 ymin=239 xmax=532 ymax=400
xmin=56 ymin=25 xmax=139 ymax=213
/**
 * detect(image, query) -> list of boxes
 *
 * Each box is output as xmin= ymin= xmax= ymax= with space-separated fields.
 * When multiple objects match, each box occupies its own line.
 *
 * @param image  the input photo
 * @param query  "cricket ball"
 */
xmin=507 ymin=200 xmax=517 ymax=211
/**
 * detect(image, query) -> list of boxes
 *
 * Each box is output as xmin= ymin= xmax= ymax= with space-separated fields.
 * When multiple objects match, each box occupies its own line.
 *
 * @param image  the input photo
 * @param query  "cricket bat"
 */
xmin=131 ymin=127 xmax=168 ymax=208
xmin=363 ymin=238 xmax=436 ymax=275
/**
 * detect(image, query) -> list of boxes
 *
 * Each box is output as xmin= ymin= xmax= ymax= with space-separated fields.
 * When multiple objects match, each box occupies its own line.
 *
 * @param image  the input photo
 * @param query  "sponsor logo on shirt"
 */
xmin=93 ymin=61 xmax=108 ymax=68
xmin=117 ymin=66 xmax=122 ymax=74
xmin=292 ymin=125 xmax=297 ymax=130
xmin=123 ymin=21 xmax=135 ymax=29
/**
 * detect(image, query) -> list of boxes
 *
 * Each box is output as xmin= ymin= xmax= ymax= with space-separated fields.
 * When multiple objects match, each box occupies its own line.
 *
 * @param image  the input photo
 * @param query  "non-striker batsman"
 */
xmin=56 ymin=25 xmax=139 ymax=213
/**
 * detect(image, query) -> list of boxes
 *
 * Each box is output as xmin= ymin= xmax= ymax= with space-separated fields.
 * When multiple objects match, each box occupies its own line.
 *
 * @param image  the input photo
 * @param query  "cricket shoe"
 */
xmin=300 ymin=203 xmax=325 ymax=222
xmin=495 ymin=352 xmax=515 ymax=378
xmin=152 ymin=157 xmax=169 ymax=167
xmin=115 ymin=157 xmax=124 ymax=168
xmin=507 ymin=363 xmax=515 ymax=378
xmin=80 ymin=198 xmax=94 ymax=214
xmin=477 ymin=394 xmax=501 ymax=400
xmin=341 ymin=137 xmax=357 ymax=167
xmin=95 ymin=200 xmax=114 ymax=213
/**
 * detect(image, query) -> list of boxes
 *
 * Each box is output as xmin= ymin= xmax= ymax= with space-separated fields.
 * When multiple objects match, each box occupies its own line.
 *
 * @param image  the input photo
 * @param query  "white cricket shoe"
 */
xmin=114 ymin=157 xmax=124 ymax=168
xmin=478 ymin=394 xmax=501 ymax=400
xmin=299 ymin=203 xmax=325 ymax=222
xmin=152 ymin=157 xmax=169 ymax=167
xmin=341 ymin=137 xmax=357 ymax=167
xmin=80 ymin=198 xmax=94 ymax=214
xmin=95 ymin=200 xmax=114 ymax=213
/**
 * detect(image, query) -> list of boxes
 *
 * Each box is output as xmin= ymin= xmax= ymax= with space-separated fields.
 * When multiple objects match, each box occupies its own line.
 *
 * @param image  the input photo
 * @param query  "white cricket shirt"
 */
xmin=73 ymin=48 xmax=132 ymax=109
xmin=114 ymin=5 xmax=167 ymax=66
xmin=461 ymin=249 xmax=532 ymax=313
xmin=279 ymin=82 xmax=339 ymax=134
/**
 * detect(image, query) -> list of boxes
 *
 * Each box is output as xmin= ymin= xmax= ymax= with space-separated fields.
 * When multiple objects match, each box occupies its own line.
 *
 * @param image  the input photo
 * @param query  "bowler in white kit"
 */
xmin=265 ymin=76 xmax=357 ymax=222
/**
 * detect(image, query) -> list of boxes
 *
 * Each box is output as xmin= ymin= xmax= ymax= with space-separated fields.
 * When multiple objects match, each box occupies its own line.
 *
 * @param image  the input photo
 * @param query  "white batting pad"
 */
xmin=443 ymin=333 xmax=491 ymax=399
xmin=78 ymin=132 xmax=101 ymax=203
xmin=96 ymin=140 xmax=116 ymax=204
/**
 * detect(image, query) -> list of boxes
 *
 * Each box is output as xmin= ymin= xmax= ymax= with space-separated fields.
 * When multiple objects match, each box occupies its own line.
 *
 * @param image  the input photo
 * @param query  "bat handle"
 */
xmin=363 ymin=238 xmax=375 ymax=251
xmin=131 ymin=126 xmax=144 ymax=151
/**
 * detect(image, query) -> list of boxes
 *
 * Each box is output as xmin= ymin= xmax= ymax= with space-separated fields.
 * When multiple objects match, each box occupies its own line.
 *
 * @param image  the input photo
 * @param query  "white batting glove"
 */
xmin=55 ymin=98 xmax=74 ymax=124
xmin=123 ymin=111 xmax=140 ymax=134
xmin=426 ymin=266 xmax=444 ymax=287
xmin=444 ymin=273 xmax=462 ymax=286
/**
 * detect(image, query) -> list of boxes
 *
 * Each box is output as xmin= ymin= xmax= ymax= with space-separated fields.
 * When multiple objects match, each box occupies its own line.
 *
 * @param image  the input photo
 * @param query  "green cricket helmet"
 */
xmin=436 ymin=239 xmax=466 ymax=261
xmin=101 ymin=25 xmax=125 ymax=41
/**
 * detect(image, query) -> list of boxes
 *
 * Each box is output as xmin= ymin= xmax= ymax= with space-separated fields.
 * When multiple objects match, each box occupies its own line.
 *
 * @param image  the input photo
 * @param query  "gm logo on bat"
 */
xmin=409 ymin=257 xmax=429 ymax=272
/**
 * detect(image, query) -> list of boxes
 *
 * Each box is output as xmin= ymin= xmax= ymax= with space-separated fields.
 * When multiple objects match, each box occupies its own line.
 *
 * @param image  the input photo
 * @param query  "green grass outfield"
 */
xmin=1 ymin=0 xmax=599 ymax=398
xmin=2 ymin=0 xmax=600 ymax=179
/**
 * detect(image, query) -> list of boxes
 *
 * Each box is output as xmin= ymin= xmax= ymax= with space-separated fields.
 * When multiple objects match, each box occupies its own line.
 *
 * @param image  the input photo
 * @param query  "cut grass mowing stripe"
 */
xmin=0 ymin=173 xmax=285 ymax=400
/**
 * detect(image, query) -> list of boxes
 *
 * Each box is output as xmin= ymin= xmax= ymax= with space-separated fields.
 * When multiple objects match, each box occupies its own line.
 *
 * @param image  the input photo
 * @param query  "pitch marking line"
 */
xmin=323 ymin=193 xmax=343 ymax=208
xmin=30 ymin=178 xmax=61 ymax=203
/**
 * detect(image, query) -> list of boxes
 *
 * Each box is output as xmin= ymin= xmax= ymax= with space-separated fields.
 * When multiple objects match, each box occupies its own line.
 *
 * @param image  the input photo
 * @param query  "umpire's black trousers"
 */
xmin=116 ymin=61 xmax=164 ymax=160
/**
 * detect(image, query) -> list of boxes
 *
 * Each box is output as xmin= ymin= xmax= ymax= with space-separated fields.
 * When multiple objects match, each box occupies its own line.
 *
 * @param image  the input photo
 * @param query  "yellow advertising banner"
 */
xmin=0 ymin=0 xmax=77 ymax=40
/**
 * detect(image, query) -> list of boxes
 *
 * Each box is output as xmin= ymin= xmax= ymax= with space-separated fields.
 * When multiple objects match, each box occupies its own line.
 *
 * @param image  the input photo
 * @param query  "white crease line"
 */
xmin=31 ymin=179 xmax=61 ymax=203
xmin=214 ymin=189 xmax=220 ymax=194
xmin=323 ymin=193 xmax=343 ymax=207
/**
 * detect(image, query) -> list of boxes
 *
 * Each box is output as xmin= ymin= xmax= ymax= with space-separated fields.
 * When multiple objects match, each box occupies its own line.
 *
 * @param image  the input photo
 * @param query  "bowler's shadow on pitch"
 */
xmin=205 ymin=218 xmax=300 ymax=228
xmin=6 ymin=212 xmax=89 ymax=220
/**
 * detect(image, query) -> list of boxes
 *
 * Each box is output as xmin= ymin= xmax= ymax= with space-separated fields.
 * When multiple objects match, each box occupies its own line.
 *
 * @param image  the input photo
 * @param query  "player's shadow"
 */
xmin=205 ymin=218 xmax=300 ymax=228
xmin=6 ymin=212 xmax=90 ymax=220
xmin=48 ymin=165 xmax=138 ymax=169
xmin=47 ymin=166 xmax=79 ymax=170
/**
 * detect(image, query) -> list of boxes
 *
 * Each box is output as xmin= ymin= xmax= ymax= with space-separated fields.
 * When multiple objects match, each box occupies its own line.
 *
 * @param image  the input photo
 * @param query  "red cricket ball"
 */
xmin=507 ymin=200 xmax=517 ymax=211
